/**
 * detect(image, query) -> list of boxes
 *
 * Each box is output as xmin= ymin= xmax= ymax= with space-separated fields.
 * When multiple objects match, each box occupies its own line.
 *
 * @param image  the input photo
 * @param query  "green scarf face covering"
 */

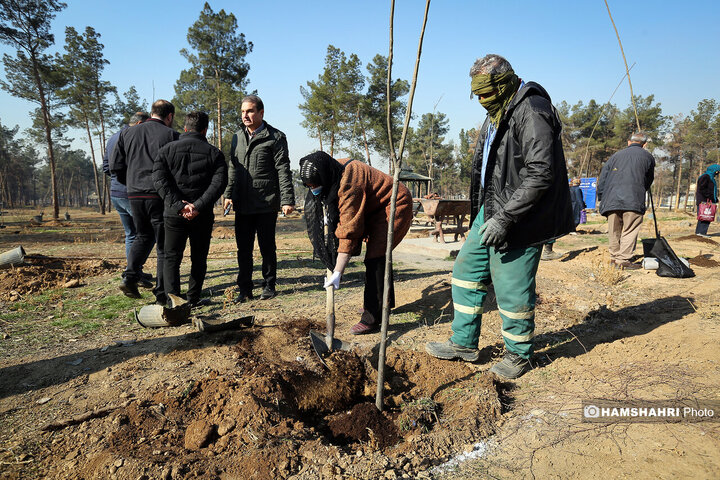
xmin=471 ymin=71 xmax=521 ymax=126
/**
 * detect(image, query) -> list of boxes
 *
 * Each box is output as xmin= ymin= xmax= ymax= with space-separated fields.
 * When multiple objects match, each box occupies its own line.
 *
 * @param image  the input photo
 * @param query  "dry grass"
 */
xmin=590 ymin=259 xmax=625 ymax=286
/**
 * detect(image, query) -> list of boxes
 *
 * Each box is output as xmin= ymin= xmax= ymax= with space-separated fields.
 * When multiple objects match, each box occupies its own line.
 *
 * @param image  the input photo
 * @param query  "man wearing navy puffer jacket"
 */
xmin=152 ymin=111 xmax=228 ymax=307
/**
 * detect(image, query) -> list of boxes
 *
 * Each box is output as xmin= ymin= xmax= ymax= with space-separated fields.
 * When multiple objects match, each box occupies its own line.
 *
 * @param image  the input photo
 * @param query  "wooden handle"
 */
xmin=325 ymin=268 xmax=335 ymax=349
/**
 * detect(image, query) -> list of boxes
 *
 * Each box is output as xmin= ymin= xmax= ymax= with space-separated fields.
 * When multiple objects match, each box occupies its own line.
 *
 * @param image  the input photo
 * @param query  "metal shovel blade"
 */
xmin=309 ymin=329 xmax=350 ymax=367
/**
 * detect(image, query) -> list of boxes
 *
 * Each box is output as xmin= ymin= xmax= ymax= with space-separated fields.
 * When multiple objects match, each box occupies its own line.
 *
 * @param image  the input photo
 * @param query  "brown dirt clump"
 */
xmin=288 ymin=350 xmax=364 ymax=412
xmin=327 ymin=401 xmax=400 ymax=448
xmin=676 ymin=234 xmax=719 ymax=245
xmin=0 ymin=255 xmax=119 ymax=298
xmin=688 ymin=254 xmax=720 ymax=268
xmin=213 ymin=226 xmax=235 ymax=239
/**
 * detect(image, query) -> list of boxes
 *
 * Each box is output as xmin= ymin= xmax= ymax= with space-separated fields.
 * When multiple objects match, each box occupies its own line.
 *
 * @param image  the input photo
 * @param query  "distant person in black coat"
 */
xmin=152 ymin=111 xmax=228 ymax=307
xmin=110 ymin=99 xmax=180 ymax=303
xmin=695 ymin=164 xmax=720 ymax=237
xmin=541 ymin=178 xmax=586 ymax=259
xmin=569 ymin=178 xmax=586 ymax=227
xmin=597 ymin=132 xmax=655 ymax=270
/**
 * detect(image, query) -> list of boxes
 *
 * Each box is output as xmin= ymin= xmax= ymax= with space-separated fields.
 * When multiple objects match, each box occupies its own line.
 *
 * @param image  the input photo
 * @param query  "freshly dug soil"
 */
xmin=0 ymin=255 xmax=119 ymax=299
xmin=25 ymin=316 xmax=500 ymax=480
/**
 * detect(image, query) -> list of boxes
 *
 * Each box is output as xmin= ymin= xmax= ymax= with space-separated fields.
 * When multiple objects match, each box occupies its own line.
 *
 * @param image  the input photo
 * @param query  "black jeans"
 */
xmin=234 ymin=212 xmax=277 ymax=293
xmin=364 ymin=256 xmax=395 ymax=324
xmin=164 ymin=211 xmax=214 ymax=301
xmin=128 ymin=197 xmax=165 ymax=301
xmin=695 ymin=220 xmax=710 ymax=235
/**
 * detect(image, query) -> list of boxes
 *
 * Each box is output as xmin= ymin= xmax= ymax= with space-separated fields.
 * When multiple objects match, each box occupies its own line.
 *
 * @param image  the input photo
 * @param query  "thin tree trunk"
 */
xmin=216 ymin=71 xmax=222 ymax=150
xmin=66 ymin=171 xmax=74 ymax=208
xmin=377 ymin=0 xmax=431 ymax=411
xmin=361 ymin=123 xmax=372 ymax=166
xmin=673 ymin=160 xmax=683 ymax=211
xmin=84 ymin=116 xmax=105 ymax=214
xmin=30 ymin=51 xmax=59 ymax=219
xmin=682 ymin=156 xmax=694 ymax=211
xmin=317 ymin=125 xmax=323 ymax=151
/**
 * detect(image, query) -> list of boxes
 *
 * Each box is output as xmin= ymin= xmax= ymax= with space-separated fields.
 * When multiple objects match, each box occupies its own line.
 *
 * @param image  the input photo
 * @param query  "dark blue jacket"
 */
xmin=569 ymin=186 xmax=586 ymax=226
xmin=102 ymin=127 xmax=127 ymax=198
xmin=110 ymin=118 xmax=179 ymax=197
xmin=597 ymin=144 xmax=655 ymax=215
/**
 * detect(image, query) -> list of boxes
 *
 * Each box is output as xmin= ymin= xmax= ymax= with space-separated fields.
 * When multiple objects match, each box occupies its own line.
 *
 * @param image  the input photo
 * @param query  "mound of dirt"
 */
xmin=327 ymin=402 xmax=400 ymax=448
xmin=0 ymin=255 xmax=119 ymax=299
xmin=688 ymin=254 xmax=720 ymax=268
xmin=213 ymin=226 xmax=235 ymax=239
xmin=35 ymin=316 xmax=501 ymax=480
xmin=676 ymin=234 xmax=718 ymax=244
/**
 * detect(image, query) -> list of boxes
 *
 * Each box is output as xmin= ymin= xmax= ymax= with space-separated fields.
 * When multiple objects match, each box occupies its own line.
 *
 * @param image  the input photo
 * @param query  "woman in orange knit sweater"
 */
xmin=299 ymin=152 xmax=413 ymax=334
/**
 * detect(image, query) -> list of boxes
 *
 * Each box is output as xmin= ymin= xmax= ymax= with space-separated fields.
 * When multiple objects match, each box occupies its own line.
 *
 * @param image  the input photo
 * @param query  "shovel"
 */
xmin=309 ymin=269 xmax=351 ymax=367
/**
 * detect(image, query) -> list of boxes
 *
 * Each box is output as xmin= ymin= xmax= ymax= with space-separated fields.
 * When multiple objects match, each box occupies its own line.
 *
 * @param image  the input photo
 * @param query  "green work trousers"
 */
xmin=450 ymin=208 xmax=542 ymax=358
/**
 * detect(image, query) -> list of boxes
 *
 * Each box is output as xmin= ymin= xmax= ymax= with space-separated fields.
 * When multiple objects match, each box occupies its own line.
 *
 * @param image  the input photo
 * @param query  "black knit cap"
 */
xmin=300 ymin=156 xmax=322 ymax=186
xmin=299 ymin=151 xmax=343 ymax=189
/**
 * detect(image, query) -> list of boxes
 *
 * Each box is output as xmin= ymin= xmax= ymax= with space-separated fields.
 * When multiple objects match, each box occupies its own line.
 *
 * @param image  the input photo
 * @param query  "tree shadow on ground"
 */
xmin=534 ymin=295 xmax=694 ymax=365
xmin=200 ymin=259 xmax=451 ymax=298
xmin=384 ymin=294 xmax=693 ymax=375
xmin=560 ymin=245 xmax=598 ymax=262
xmin=387 ymin=279 xmax=498 ymax=341
xmin=0 ymin=328 xmax=251 ymax=400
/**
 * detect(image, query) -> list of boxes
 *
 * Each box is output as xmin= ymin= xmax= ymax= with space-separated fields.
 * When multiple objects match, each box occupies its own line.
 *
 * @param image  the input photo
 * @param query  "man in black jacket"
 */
xmin=222 ymin=95 xmax=295 ymax=302
xmin=597 ymin=132 xmax=655 ymax=269
xmin=110 ymin=99 xmax=179 ymax=303
xmin=426 ymin=54 xmax=574 ymax=379
xmin=102 ymin=112 xmax=151 ymax=287
xmin=153 ymin=111 xmax=228 ymax=306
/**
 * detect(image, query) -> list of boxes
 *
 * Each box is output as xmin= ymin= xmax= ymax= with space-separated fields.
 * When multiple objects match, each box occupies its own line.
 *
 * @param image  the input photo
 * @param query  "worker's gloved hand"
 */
xmin=477 ymin=217 xmax=507 ymax=247
xmin=323 ymin=271 xmax=341 ymax=290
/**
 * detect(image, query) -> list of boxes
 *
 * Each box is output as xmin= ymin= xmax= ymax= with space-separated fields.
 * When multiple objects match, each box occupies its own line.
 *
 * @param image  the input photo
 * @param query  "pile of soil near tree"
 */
xmin=688 ymin=254 xmax=720 ymax=268
xmin=0 ymin=255 xmax=119 ymax=300
xmin=23 ymin=316 xmax=500 ymax=479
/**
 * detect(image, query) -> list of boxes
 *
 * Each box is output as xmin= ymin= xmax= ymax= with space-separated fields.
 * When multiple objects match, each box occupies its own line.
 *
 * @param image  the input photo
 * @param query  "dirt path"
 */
xmin=0 ymin=208 xmax=719 ymax=479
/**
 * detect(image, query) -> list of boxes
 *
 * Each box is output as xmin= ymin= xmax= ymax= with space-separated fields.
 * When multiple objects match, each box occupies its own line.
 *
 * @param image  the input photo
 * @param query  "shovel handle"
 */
xmin=325 ymin=268 xmax=335 ymax=349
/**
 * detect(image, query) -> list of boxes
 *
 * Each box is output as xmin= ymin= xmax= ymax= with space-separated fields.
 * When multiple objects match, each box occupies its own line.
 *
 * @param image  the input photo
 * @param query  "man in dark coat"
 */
xmin=152 ymin=111 xmax=228 ymax=306
xmin=110 ymin=99 xmax=179 ymax=303
xmin=222 ymin=95 xmax=295 ymax=302
xmin=597 ymin=132 xmax=655 ymax=269
xmin=102 ymin=112 xmax=150 ymax=286
xmin=425 ymin=54 xmax=574 ymax=379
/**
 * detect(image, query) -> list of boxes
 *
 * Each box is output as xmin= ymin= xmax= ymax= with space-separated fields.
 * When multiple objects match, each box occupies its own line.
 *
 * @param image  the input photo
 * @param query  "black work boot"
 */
xmin=260 ymin=286 xmax=276 ymax=300
xmin=425 ymin=339 xmax=480 ymax=362
xmin=234 ymin=291 xmax=254 ymax=304
xmin=541 ymin=243 xmax=562 ymax=261
xmin=489 ymin=352 xmax=531 ymax=379
xmin=120 ymin=280 xmax=141 ymax=299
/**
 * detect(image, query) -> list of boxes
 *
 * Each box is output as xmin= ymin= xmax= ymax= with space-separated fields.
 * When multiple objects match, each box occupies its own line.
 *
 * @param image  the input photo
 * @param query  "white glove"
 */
xmin=323 ymin=271 xmax=341 ymax=290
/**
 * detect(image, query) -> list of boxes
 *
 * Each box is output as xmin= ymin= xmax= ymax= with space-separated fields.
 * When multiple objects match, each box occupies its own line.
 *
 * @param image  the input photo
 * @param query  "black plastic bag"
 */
xmin=649 ymin=236 xmax=694 ymax=278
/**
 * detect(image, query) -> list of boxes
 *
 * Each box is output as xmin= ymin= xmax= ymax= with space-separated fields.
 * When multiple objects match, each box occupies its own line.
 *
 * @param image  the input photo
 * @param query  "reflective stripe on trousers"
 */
xmin=450 ymin=209 xmax=541 ymax=358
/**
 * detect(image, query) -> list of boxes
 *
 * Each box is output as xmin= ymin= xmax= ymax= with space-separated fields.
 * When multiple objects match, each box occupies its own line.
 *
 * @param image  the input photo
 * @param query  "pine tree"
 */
xmin=299 ymin=45 xmax=364 ymax=157
xmin=59 ymin=26 xmax=113 ymax=214
xmin=361 ymin=54 xmax=408 ymax=165
xmin=0 ymin=0 xmax=67 ymax=219
xmin=173 ymin=2 xmax=252 ymax=151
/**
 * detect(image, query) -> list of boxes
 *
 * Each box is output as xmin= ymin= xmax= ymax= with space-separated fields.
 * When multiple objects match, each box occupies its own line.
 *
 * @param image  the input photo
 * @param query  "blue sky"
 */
xmin=1 ymin=0 xmax=719 ymax=170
